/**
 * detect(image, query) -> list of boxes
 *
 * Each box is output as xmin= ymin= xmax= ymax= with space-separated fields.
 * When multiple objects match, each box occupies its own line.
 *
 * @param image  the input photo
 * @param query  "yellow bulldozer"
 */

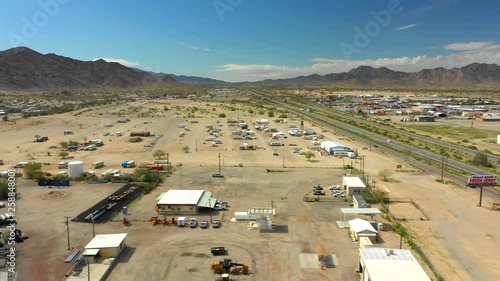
xmin=211 ymin=259 xmax=249 ymax=275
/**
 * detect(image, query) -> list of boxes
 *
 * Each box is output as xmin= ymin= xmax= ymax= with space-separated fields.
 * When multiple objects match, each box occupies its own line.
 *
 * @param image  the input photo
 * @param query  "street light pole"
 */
xmin=209 ymin=198 xmax=213 ymax=223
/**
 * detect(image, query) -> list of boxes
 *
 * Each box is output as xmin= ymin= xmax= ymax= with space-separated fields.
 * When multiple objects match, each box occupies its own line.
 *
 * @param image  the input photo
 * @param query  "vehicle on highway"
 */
xmin=189 ymin=218 xmax=197 ymax=228
xmin=200 ymin=219 xmax=209 ymax=229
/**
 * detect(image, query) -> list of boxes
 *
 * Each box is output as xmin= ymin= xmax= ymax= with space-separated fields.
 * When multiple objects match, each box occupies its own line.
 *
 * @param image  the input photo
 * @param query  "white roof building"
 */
xmin=349 ymin=218 xmax=377 ymax=237
xmin=157 ymin=190 xmax=205 ymax=205
xmin=358 ymin=247 xmax=431 ymax=281
xmin=85 ymin=233 xmax=128 ymax=250
xmin=320 ymin=141 xmax=347 ymax=153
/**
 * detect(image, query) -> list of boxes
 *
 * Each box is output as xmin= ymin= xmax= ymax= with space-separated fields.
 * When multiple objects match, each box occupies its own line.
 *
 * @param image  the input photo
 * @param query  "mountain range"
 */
xmin=255 ymin=63 xmax=500 ymax=86
xmin=1 ymin=47 xmax=500 ymax=90
xmin=0 ymin=47 xmax=179 ymax=90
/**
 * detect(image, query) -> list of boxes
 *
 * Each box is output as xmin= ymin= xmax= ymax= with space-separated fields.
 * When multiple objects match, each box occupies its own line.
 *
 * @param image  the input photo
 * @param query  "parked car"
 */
xmin=212 ymin=173 xmax=224 ymax=178
xmin=332 ymin=191 xmax=345 ymax=197
xmin=212 ymin=219 xmax=221 ymax=228
xmin=328 ymin=185 xmax=340 ymax=190
xmin=189 ymin=218 xmax=197 ymax=228
xmin=211 ymin=246 xmax=226 ymax=255
xmin=200 ymin=219 xmax=209 ymax=229
xmin=313 ymin=184 xmax=323 ymax=190
xmin=313 ymin=190 xmax=325 ymax=195
xmin=292 ymin=148 xmax=301 ymax=153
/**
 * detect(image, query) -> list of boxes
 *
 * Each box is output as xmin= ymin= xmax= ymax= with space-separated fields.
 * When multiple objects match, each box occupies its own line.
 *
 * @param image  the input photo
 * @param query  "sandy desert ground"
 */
xmin=1 ymin=98 xmax=499 ymax=281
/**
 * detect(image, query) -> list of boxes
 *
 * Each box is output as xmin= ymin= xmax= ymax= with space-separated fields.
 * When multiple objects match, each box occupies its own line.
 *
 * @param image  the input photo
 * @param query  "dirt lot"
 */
xmin=1 ymin=99 xmax=499 ymax=281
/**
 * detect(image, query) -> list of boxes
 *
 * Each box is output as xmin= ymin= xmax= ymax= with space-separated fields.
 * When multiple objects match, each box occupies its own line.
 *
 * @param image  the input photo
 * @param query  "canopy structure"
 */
xmin=340 ymin=208 xmax=382 ymax=221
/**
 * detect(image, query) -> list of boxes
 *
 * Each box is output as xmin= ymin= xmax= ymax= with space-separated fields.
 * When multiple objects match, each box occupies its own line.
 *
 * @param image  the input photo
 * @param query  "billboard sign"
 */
xmin=466 ymin=175 xmax=498 ymax=186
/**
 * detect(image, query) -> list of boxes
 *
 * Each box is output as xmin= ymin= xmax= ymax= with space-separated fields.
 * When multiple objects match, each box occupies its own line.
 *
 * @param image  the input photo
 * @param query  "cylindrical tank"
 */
xmin=68 ymin=161 xmax=84 ymax=177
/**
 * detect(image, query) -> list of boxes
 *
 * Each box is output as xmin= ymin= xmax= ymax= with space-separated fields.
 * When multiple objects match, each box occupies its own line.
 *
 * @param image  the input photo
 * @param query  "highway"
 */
xmin=246 ymin=89 xmax=500 ymax=201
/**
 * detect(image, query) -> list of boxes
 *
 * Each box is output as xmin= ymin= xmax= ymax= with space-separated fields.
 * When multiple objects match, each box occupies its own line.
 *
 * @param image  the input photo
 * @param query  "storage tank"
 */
xmin=67 ymin=161 xmax=84 ymax=178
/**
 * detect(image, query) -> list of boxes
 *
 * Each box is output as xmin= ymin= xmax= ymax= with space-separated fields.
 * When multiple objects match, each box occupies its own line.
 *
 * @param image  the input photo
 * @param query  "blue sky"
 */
xmin=1 ymin=0 xmax=500 ymax=82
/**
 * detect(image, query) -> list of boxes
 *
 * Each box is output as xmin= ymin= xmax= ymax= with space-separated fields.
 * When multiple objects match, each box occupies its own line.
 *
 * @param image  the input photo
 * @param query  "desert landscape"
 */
xmin=1 ymin=97 xmax=498 ymax=281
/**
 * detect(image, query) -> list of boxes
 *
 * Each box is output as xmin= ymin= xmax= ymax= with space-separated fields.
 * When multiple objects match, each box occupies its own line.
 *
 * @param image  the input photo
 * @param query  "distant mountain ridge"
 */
xmin=131 ymin=68 xmax=227 ymax=84
xmin=0 ymin=47 xmax=179 ymax=90
xmin=254 ymin=63 xmax=500 ymax=86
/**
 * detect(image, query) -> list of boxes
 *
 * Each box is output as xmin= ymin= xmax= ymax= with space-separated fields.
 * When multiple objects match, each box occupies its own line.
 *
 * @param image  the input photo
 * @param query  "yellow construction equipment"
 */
xmin=211 ymin=259 xmax=249 ymax=275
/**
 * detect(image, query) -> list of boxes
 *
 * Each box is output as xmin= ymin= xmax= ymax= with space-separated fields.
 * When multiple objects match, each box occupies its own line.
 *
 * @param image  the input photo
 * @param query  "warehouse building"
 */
xmin=357 ymin=247 xmax=431 ymax=281
xmin=156 ymin=190 xmax=217 ymax=215
xmin=342 ymin=176 xmax=366 ymax=195
xmin=320 ymin=141 xmax=349 ymax=155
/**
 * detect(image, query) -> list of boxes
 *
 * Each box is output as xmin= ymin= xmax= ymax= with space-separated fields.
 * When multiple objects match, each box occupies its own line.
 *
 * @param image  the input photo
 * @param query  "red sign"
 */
xmin=467 ymin=175 xmax=498 ymax=186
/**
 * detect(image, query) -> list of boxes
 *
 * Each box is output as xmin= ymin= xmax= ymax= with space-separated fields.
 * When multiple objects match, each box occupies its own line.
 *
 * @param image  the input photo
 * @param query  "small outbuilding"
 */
xmin=342 ymin=176 xmax=366 ymax=195
xmin=353 ymin=194 xmax=367 ymax=208
xmin=357 ymin=247 xmax=431 ymax=281
xmin=349 ymin=218 xmax=378 ymax=242
xmin=83 ymin=233 xmax=127 ymax=261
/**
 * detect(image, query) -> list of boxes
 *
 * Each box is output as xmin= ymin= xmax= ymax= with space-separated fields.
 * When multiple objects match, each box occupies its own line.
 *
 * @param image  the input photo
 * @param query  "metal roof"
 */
xmin=360 ymin=248 xmax=431 ymax=281
xmin=196 ymin=192 xmax=216 ymax=208
xmin=348 ymin=218 xmax=377 ymax=234
xmin=85 ymin=233 xmax=127 ymax=249
xmin=157 ymin=190 xmax=205 ymax=205
xmin=320 ymin=141 xmax=346 ymax=149
xmin=341 ymin=208 xmax=381 ymax=215
xmin=342 ymin=176 xmax=366 ymax=188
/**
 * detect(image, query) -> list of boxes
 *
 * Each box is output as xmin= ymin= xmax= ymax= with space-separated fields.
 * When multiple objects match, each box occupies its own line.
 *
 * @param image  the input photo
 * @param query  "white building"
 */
xmin=320 ymin=141 xmax=348 ymax=155
xmin=349 ymin=218 xmax=378 ymax=242
xmin=156 ymin=190 xmax=216 ymax=215
xmin=342 ymin=176 xmax=366 ymax=195
xmin=353 ymin=194 xmax=367 ymax=208
xmin=84 ymin=233 xmax=127 ymax=260
xmin=358 ymin=247 xmax=431 ymax=281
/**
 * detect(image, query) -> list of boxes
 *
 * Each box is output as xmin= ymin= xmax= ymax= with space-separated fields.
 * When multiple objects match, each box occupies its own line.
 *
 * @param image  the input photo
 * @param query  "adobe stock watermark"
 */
xmin=213 ymin=0 xmax=243 ymax=22
xmin=6 ymin=171 xmax=17 ymax=274
xmin=7 ymin=0 xmax=71 ymax=47
xmin=339 ymin=0 xmax=405 ymax=60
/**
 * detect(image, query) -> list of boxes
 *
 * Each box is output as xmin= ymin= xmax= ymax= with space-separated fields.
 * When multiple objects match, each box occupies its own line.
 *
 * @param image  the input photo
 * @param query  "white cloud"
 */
xmin=92 ymin=58 xmax=140 ymax=67
xmin=443 ymin=41 xmax=495 ymax=51
xmin=189 ymin=46 xmax=200 ymax=50
xmin=204 ymin=48 xmax=211 ymax=52
xmin=395 ymin=24 xmax=417 ymax=31
xmin=215 ymin=42 xmax=500 ymax=82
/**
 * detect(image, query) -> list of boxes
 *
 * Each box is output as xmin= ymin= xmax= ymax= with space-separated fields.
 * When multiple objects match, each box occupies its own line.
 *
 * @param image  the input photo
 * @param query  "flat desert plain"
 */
xmin=1 ymin=99 xmax=499 ymax=281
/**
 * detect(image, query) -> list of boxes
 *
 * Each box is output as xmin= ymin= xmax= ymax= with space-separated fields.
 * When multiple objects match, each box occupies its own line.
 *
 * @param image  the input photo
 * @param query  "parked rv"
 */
xmin=93 ymin=161 xmax=104 ymax=169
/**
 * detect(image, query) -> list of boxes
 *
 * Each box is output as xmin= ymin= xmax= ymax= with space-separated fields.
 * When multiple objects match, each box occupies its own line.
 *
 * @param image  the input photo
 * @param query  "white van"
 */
xmin=205 ymin=136 xmax=216 ymax=141
xmin=270 ymin=141 xmax=282 ymax=146
xmin=178 ymin=216 xmax=186 ymax=227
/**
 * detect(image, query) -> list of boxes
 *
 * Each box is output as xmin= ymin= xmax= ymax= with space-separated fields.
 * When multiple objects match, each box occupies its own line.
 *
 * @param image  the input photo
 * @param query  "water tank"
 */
xmin=67 ymin=161 xmax=84 ymax=178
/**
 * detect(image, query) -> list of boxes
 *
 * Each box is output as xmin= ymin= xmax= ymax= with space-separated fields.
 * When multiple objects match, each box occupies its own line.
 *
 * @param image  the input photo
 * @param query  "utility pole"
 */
xmin=65 ymin=216 xmax=71 ymax=250
xmin=87 ymin=255 xmax=91 ymax=281
xmin=180 ymin=164 xmax=183 ymax=189
xmin=218 ymin=153 xmax=221 ymax=174
xmin=208 ymin=198 xmax=213 ymax=223
xmin=166 ymin=153 xmax=170 ymax=172
xmin=440 ymin=156 xmax=446 ymax=182
xmin=282 ymin=154 xmax=285 ymax=168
